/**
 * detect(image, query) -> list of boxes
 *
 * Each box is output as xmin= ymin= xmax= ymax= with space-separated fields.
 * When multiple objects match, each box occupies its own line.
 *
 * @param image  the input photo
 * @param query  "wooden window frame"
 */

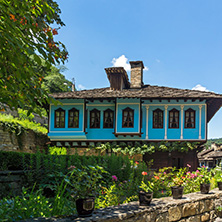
xmin=68 ymin=108 xmax=79 ymax=128
xmin=169 ymin=108 xmax=179 ymax=129
xmin=185 ymin=108 xmax=195 ymax=128
xmin=90 ymin=108 xmax=100 ymax=128
xmin=54 ymin=108 xmax=65 ymax=128
xmin=153 ymin=108 xmax=163 ymax=128
xmin=103 ymin=108 xmax=114 ymax=128
xmin=122 ymin=107 xmax=134 ymax=128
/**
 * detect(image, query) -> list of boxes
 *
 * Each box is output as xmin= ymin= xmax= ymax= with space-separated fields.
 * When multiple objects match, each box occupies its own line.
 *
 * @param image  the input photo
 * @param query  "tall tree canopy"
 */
xmin=42 ymin=66 xmax=73 ymax=93
xmin=0 ymin=0 xmax=68 ymax=114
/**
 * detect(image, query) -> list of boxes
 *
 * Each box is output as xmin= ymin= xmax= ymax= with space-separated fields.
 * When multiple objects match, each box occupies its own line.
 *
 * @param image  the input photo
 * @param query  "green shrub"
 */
xmin=0 ymin=149 xmax=146 ymax=193
xmin=18 ymin=109 xmax=34 ymax=121
xmin=0 ymin=113 xmax=47 ymax=135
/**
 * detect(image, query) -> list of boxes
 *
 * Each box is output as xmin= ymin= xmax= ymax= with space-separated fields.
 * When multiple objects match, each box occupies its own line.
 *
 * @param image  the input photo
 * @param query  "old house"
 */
xmin=48 ymin=61 xmax=222 ymax=169
xmin=198 ymin=143 xmax=222 ymax=169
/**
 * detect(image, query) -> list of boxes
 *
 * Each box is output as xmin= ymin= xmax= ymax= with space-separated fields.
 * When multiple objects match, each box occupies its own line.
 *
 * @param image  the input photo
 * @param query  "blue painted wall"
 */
xmin=116 ymin=98 xmax=140 ymax=133
xmin=86 ymin=101 xmax=116 ymax=140
xmin=48 ymin=99 xmax=207 ymax=141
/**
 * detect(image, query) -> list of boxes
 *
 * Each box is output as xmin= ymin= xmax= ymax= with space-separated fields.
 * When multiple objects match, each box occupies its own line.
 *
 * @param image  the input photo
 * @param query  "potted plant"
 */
xmin=67 ymin=165 xmax=107 ymax=217
xmin=170 ymin=177 xmax=185 ymax=199
xmin=196 ymin=166 xmax=211 ymax=194
xmin=138 ymin=171 xmax=153 ymax=206
xmin=213 ymin=166 xmax=222 ymax=190
xmin=170 ymin=168 xmax=186 ymax=199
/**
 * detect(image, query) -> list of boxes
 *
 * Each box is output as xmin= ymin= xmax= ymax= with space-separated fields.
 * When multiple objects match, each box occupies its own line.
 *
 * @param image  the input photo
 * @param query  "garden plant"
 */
xmin=0 ymin=147 xmax=222 ymax=220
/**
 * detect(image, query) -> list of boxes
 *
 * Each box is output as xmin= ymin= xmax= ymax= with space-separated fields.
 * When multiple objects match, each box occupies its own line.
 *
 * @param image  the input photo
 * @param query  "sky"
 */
xmin=55 ymin=0 xmax=222 ymax=139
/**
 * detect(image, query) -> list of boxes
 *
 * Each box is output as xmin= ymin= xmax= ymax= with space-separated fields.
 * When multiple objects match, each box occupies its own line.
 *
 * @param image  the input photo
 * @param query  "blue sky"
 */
xmin=55 ymin=0 xmax=222 ymax=139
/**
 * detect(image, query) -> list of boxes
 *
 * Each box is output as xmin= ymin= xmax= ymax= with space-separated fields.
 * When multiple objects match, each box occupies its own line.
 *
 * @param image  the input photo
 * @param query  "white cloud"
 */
xmin=156 ymin=59 xmax=160 ymax=63
xmin=112 ymin=55 xmax=131 ymax=71
xmin=77 ymin=84 xmax=86 ymax=90
xmin=192 ymin=84 xmax=209 ymax=92
xmin=143 ymin=66 xmax=149 ymax=71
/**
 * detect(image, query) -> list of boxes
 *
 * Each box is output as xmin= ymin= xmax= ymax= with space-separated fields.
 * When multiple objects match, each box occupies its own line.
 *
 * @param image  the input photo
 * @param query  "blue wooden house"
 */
xmin=48 ymin=61 xmax=222 ymax=169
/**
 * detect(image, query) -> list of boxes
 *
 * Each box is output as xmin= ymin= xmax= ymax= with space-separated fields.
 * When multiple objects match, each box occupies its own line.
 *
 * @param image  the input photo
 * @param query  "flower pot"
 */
xmin=171 ymin=186 xmax=184 ymax=199
xmin=218 ymin=182 xmax=222 ymax=190
xmin=200 ymin=183 xmax=210 ymax=194
xmin=138 ymin=191 xmax=153 ymax=206
xmin=76 ymin=197 xmax=95 ymax=217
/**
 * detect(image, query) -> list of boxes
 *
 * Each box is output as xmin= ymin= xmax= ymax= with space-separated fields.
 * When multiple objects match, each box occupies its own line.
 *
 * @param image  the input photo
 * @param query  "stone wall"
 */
xmin=24 ymin=189 xmax=222 ymax=222
xmin=0 ymin=126 xmax=49 ymax=153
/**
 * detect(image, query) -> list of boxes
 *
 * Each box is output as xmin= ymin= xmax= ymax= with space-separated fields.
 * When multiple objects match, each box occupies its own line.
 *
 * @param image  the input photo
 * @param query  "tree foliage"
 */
xmin=41 ymin=66 xmax=73 ymax=94
xmin=0 ymin=0 xmax=68 ymax=114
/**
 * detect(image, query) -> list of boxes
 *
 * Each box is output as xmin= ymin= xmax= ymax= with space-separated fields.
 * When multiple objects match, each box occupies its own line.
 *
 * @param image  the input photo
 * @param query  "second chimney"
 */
xmin=130 ymin=61 xmax=144 ymax=88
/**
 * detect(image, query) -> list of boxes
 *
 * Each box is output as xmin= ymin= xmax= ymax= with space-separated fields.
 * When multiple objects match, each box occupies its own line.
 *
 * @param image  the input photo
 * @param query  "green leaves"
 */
xmin=0 ymin=0 xmax=68 ymax=115
xmin=94 ymin=141 xmax=201 ymax=156
xmin=0 ymin=113 xmax=47 ymax=135
xmin=66 ymin=165 xmax=108 ymax=199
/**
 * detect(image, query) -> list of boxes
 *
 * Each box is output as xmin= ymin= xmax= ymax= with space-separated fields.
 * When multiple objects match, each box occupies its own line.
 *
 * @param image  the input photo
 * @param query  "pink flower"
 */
xmin=112 ymin=175 xmax=118 ymax=181
xmin=187 ymin=164 xmax=191 ymax=168
xmin=187 ymin=171 xmax=191 ymax=174
xmin=68 ymin=165 xmax=76 ymax=170
xmin=190 ymin=173 xmax=196 ymax=178
xmin=163 ymin=172 xmax=166 ymax=175
xmin=196 ymin=170 xmax=200 ymax=173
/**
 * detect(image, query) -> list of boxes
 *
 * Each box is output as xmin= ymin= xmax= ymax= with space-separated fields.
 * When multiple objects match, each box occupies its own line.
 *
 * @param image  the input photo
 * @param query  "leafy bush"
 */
xmin=0 ymin=113 xmax=47 ymax=135
xmin=0 ymin=184 xmax=76 ymax=221
xmin=18 ymin=109 xmax=34 ymax=121
xmin=0 ymin=150 xmax=146 ymax=193
xmin=49 ymin=146 xmax=67 ymax=155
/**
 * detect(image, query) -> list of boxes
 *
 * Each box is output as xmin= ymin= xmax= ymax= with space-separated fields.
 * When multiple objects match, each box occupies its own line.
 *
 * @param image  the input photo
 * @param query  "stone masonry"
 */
xmin=22 ymin=188 xmax=222 ymax=222
xmin=130 ymin=61 xmax=144 ymax=88
xmin=0 ymin=126 xmax=49 ymax=153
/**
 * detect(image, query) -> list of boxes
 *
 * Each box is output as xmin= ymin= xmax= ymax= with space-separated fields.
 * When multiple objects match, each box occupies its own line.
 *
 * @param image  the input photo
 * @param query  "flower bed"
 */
xmin=0 ymin=157 xmax=221 ymax=221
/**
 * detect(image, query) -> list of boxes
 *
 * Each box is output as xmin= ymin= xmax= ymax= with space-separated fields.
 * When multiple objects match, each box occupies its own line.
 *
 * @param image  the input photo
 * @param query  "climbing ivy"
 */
xmin=89 ymin=141 xmax=201 ymax=156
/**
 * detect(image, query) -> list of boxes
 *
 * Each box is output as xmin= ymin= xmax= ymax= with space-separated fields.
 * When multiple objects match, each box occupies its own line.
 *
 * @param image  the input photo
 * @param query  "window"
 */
xmin=153 ymin=108 xmax=163 ymax=128
xmin=169 ymin=108 xmax=179 ymax=128
xmin=103 ymin=109 xmax=114 ymax=128
xmin=122 ymin=107 xmax=134 ymax=128
xmin=185 ymin=108 xmax=195 ymax=128
xmin=68 ymin=108 xmax=79 ymax=128
xmin=55 ymin=108 xmax=65 ymax=128
xmin=90 ymin=109 xmax=100 ymax=128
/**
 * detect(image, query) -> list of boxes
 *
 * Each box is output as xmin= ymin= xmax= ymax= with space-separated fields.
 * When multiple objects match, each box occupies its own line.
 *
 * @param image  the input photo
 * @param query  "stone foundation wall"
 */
xmin=0 ymin=126 xmax=49 ymax=153
xmin=24 ymin=189 xmax=222 ymax=222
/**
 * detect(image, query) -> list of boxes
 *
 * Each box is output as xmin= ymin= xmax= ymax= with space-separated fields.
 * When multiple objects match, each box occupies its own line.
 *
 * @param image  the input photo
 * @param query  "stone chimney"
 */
xmin=130 ymin=61 xmax=144 ymax=88
xmin=105 ymin=67 xmax=130 ymax=90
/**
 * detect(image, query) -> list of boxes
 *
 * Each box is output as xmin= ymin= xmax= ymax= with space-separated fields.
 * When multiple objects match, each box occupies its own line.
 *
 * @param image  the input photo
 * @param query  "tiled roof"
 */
xmin=50 ymin=84 xmax=222 ymax=99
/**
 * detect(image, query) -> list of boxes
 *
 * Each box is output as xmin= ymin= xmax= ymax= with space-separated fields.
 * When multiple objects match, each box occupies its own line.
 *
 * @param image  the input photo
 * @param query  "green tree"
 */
xmin=42 ymin=66 xmax=73 ymax=93
xmin=0 ymin=0 xmax=68 ymax=114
